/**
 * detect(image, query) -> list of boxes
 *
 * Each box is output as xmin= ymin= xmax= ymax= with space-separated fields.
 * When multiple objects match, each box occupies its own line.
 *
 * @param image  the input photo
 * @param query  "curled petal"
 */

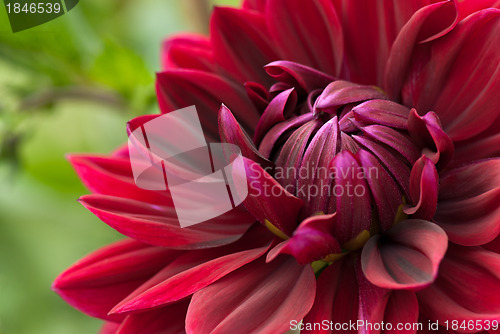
xmin=435 ymin=159 xmax=500 ymax=246
xmin=186 ymin=256 xmax=316 ymax=334
xmin=361 ymin=219 xmax=448 ymax=290
xmin=404 ymin=156 xmax=439 ymax=220
xmin=79 ymin=195 xmax=254 ymax=249
xmin=408 ymin=109 xmax=454 ymax=169
xmin=267 ymin=213 xmax=341 ymax=264
xmin=264 ymin=61 xmax=335 ymax=93
xmin=352 ymin=100 xmax=411 ymax=130
xmin=418 ymin=245 xmax=500 ymax=323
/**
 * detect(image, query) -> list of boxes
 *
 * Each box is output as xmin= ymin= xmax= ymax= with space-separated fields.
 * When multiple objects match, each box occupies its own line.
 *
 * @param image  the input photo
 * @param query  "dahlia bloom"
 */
xmin=53 ymin=0 xmax=500 ymax=333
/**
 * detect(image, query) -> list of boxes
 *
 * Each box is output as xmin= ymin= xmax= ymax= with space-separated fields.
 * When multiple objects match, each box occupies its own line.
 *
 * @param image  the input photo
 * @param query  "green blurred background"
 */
xmin=0 ymin=0 xmax=238 ymax=333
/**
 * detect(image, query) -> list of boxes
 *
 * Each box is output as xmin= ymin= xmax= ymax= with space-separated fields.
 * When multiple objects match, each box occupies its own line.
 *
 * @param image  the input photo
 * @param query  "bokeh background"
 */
xmin=0 ymin=0 xmax=238 ymax=333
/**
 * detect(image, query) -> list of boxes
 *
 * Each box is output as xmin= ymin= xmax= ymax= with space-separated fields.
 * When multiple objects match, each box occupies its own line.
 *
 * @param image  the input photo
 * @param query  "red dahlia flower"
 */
xmin=53 ymin=0 xmax=500 ymax=333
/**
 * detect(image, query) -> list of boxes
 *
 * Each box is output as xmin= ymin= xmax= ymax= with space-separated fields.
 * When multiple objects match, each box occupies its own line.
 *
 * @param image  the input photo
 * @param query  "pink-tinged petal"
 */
xmin=360 ymin=125 xmax=420 ymax=165
xmin=218 ymin=105 xmax=270 ymax=167
xmin=111 ymin=225 xmax=271 ymax=313
xmin=186 ymin=256 xmax=315 ymax=334
xmin=330 ymin=151 xmax=372 ymax=244
xmin=68 ymin=155 xmax=173 ymax=206
xmin=264 ymin=61 xmax=335 ymax=93
xmin=253 ymin=88 xmax=297 ymax=145
xmin=408 ymin=109 xmax=454 ymax=170
xmin=302 ymin=256 xmax=359 ymax=334
xmin=162 ymin=34 xmax=215 ymax=72
xmin=385 ymin=0 xmax=458 ymax=101
xmin=352 ymin=100 xmax=411 ymax=130
xmin=435 ymin=159 xmax=500 ymax=246
xmin=361 ymin=219 xmax=448 ymax=290
xmin=418 ymin=244 xmax=500 ymax=323
xmin=79 ymin=195 xmax=254 ymax=249
xmin=353 ymin=136 xmax=411 ymax=198
xmin=52 ymin=239 xmax=181 ymax=321
xmin=403 ymin=156 xmax=438 ymax=220
xmin=275 ymin=120 xmax=322 ymax=194
xmin=239 ymin=158 xmax=304 ymax=236
xmin=358 ymin=150 xmax=402 ymax=231
xmin=314 ymin=81 xmax=387 ymax=115
xmin=298 ymin=118 xmax=340 ymax=216
xmin=244 ymin=81 xmax=269 ymax=112
xmin=258 ymin=113 xmax=315 ymax=158
xmin=211 ymin=7 xmax=278 ymax=86
xmin=382 ymin=291 xmax=419 ymax=334
xmin=156 ymin=69 xmax=259 ymax=137
xmin=402 ymin=9 xmax=500 ymax=141
xmin=333 ymin=0 xmax=436 ymax=86
xmin=266 ymin=0 xmax=343 ymax=76
xmin=357 ymin=264 xmax=390 ymax=331
xmin=116 ymin=300 xmax=189 ymax=334
xmin=457 ymin=0 xmax=500 ymax=20
xmin=267 ymin=214 xmax=341 ymax=264
xmin=242 ymin=0 xmax=267 ymax=12
xmin=100 ymin=322 xmax=120 ymax=334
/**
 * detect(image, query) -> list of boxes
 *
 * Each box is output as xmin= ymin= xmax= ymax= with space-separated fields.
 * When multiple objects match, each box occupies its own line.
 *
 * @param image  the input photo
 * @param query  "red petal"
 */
xmin=352 ymin=100 xmax=411 ymax=130
xmin=266 ymin=0 xmax=343 ymax=76
xmin=361 ymin=219 xmax=448 ymax=290
xmin=242 ymin=0 xmax=267 ymax=12
xmin=186 ymin=256 xmax=315 ymax=334
xmin=418 ymin=244 xmax=500 ymax=323
xmin=435 ymin=159 xmax=500 ymax=246
xmin=211 ymin=7 xmax=278 ymax=86
xmin=52 ymin=239 xmax=180 ymax=321
xmin=264 ymin=61 xmax=334 ymax=93
xmin=385 ymin=0 xmax=458 ymax=101
xmin=79 ymin=194 xmax=254 ymax=249
xmin=403 ymin=156 xmax=439 ymax=220
xmin=100 ymin=322 xmax=120 ymax=334
xmin=383 ymin=291 xmax=419 ymax=334
xmin=162 ymin=34 xmax=215 ymax=72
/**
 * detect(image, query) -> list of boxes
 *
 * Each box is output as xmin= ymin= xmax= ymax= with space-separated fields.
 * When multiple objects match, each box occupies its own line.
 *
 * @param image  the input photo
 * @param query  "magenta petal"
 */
xmin=211 ymin=7 xmax=278 ymax=86
xmin=361 ymin=219 xmax=448 ymax=290
xmin=385 ymin=0 xmax=458 ymax=101
xmin=52 ymin=239 xmax=180 ymax=321
xmin=418 ymin=244 xmax=500 ymax=323
xmin=403 ymin=156 xmax=439 ymax=220
xmin=264 ymin=60 xmax=335 ymax=93
xmin=352 ymin=100 xmax=411 ymax=130
xmin=186 ymin=256 xmax=315 ymax=334
xmin=253 ymin=88 xmax=297 ymax=144
xmin=218 ymin=104 xmax=270 ymax=166
xmin=330 ymin=151 xmax=372 ymax=244
xmin=266 ymin=0 xmax=343 ymax=76
xmin=267 ymin=213 xmax=341 ymax=264
xmin=239 ymin=158 xmax=304 ymax=236
xmin=79 ymin=195 xmax=254 ymax=249
xmin=100 ymin=322 xmax=120 ymax=334
xmin=302 ymin=256 xmax=359 ymax=334
xmin=408 ymin=109 xmax=454 ymax=170
xmin=435 ymin=159 xmax=500 ymax=246
xmin=116 ymin=300 xmax=189 ymax=334
xmin=162 ymin=34 xmax=215 ymax=72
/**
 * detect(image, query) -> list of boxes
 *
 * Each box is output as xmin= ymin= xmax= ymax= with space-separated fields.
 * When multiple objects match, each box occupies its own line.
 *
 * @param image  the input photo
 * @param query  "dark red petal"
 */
xmin=218 ymin=105 xmax=270 ymax=166
xmin=116 ymin=300 xmax=189 ymax=334
xmin=352 ymin=100 xmax=411 ymax=130
xmin=238 ymin=158 xmax=304 ymax=237
xmin=267 ymin=213 xmax=341 ymax=264
xmin=79 ymin=194 xmax=254 ymax=249
xmin=403 ymin=156 xmax=439 ymax=220
xmin=361 ymin=219 xmax=448 ymax=290
xmin=253 ymin=88 xmax=297 ymax=144
xmin=302 ymin=256 xmax=359 ymax=334
xmin=162 ymin=34 xmax=215 ymax=72
xmin=244 ymin=81 xmax=269 ymax=112
xmin=52 ymin=239 xmax=180 ymax=321
xmin=435 ymin=159 xmax=500 ymax=246
xmin=68 ymin=154 xmax=172 ymax=206
xmin=266 ymin=0 xmax=343 ymax=76
xmin=111 ymin=225 xmax=271 ymax=314
xmin=408 ymin=109 xmax=454 ymax=170
xmin=186 ymin=256 xmax=315 ymax=334
xmin=418 ymin=244 xmax=500 ymax=323
xmin=156 ymin=69 xmax=259 ymax=137
xmin=330 ymin=151 xmax=372 ymax=244
xmin=383 ymin=291 xmax=419 ymax=334
xmin=242 ymin=0 xmax=267 ymax=12
xmin=211 ymin=7 xmax=278 ymax=86
xmin=264 ymin=61 xmax=335 ymax=93
xmin=385 ymin=0 xmax=458 ymax=101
